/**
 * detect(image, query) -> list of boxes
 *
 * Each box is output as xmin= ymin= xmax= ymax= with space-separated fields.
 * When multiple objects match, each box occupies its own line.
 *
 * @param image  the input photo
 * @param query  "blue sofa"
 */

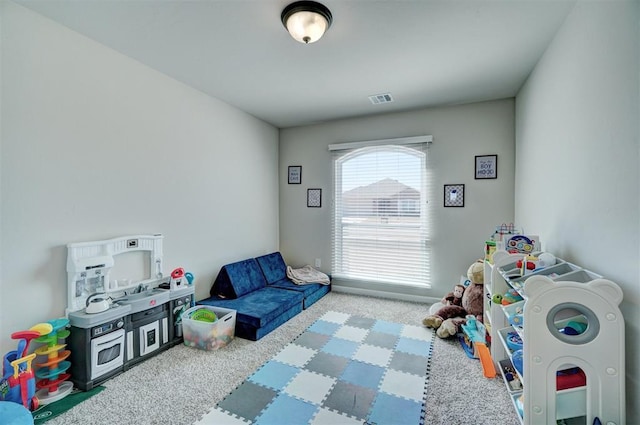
xmin=198 ymin=252 xmax=330 ymax=340
xmin=255 ymin=252 xmax=330 ymax=309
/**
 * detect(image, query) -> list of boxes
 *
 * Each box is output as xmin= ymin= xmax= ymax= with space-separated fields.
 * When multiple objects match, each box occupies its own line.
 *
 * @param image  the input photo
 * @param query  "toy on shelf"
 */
xmin=1 ymin=323 xmax=53 ymax=410
xmin=484 ymin=240 xmax=497 ymax=263
xmin=503 ymin=300 xmax=525 ymax=330
xmin=33 ymin=318 xmax=73 ymax=405
xmin=170 ymin=267 xmax=193 ymax=291
xmin=459 ymin=315 xmax=496 ymax=378
xmin=500 ymin=362 xmax=522 ymax=391
xmin=517 ymin=255 xmax=539 ymax=274
xmin=505 ymin=235 xmax=539 ymax=255
xmin=492 ymin=288 xmax=523 ymax=306
xmin=505 ymin=330 xmax=523 ymax=352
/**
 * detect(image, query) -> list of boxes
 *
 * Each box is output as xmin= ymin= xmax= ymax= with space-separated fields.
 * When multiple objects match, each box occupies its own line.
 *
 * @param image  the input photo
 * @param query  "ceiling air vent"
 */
xmin=368 ymin=93 xmax=394 ymax=105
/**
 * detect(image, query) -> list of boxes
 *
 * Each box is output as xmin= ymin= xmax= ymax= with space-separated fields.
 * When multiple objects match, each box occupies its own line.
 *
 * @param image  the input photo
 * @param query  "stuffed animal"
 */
xmin=423 ymin=260 xmax=485 ymax=338
xmin=442 ymin=284 xmax=465 ymax=306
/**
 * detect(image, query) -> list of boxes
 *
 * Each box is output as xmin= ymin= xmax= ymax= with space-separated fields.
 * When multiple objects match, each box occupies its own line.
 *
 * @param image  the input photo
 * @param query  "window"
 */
xmin=330 ymin=136 xmax=432 ymax=288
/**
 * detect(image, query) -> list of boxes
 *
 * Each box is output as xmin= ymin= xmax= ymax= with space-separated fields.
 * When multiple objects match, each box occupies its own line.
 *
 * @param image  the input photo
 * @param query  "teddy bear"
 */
xmin=423 ymin=260 xmax=485 ymax=338
xmin=442 ymin=284 xmax=465 ymax=306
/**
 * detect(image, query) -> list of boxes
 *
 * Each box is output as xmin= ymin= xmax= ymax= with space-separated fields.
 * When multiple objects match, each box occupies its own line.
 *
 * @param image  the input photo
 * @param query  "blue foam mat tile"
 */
xmin=216 ymin=380 xmax=279 ymax=422
xmin=322 ymin=380 xmax=377 ymax=420
xmin=345 ymin=315 xmax=376 ymax=329
xmin=363 ymin=330 xmax=399 ymax=349
xmin=339 ymin=360 xmax=386 ymax=390
xmin=368 ymin=392 xmax=424 ymax=425
xmin=305 ymin=351 xmax=350 ymax=378
xmin=248 ymin=360 xmax=300 ymax=391
xmin=254 ymin=393 xmax=319 ymax=425
xmin=293 ymin=330 xmax=331 ymax=350
xmin=371 ymin=320 xmax=404 ymax=336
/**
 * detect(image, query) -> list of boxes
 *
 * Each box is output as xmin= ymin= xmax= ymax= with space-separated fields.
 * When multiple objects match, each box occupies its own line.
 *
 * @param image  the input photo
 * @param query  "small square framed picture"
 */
xmin=288 ymin=166 xmax=302 ymax=184
xmin=307 ymin=188 xmax=322 ymax=208
xmin=475 ymin=155 xmax=498 ymax=179
xmin=444 ymin=184 xmax=465 ymax=207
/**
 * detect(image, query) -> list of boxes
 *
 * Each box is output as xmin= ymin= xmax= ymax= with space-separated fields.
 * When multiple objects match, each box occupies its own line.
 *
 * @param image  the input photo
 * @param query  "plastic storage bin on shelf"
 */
xmin=182 ymin=306 xmax=236 ymax=351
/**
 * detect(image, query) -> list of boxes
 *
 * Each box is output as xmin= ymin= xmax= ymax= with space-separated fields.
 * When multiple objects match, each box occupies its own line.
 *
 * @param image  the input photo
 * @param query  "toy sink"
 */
xmin=115 ymin=288 xmax=169 ymax=314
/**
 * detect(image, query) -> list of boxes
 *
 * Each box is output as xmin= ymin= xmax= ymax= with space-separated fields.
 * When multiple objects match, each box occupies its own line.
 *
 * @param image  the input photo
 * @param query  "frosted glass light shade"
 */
xmin=281 ymin=1 xmax=333 ymax=44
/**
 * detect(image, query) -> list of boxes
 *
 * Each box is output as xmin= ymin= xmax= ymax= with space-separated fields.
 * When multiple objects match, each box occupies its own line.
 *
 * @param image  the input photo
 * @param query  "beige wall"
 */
xmin=515 ymin=0 xmax=639 ymax=419
xmin=0 ymin=2 xmax=280 ymax=353
xmin=279 ymin=99 xmax=516 ymax=300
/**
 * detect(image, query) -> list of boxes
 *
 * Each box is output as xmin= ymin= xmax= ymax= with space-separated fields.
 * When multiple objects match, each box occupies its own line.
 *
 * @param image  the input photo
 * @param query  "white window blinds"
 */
xmin=330 ymin=136 xmax=432 ymax=288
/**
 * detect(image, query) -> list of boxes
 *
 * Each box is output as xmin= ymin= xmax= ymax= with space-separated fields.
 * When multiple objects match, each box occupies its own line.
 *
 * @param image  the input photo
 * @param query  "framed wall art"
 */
xmin=475 ymin=155 xmax=497 ymax=179
xmin=444 ymin=184 xmax=465 ymax=207
xmin=288 ymin=165 xmax=302 ymax=184
xmin=307 ymin=188 xmax=322 ymax=208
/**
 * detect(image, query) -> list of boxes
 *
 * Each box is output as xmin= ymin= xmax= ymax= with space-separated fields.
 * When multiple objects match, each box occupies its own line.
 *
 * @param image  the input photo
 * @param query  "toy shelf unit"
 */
xmin=487 ymin=250 xmax=625 ymax=425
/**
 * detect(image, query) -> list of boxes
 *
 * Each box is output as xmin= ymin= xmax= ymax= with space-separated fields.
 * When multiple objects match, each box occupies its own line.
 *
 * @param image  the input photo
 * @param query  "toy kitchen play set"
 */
xmin=65 ymin=234 xmax=194 ymax=391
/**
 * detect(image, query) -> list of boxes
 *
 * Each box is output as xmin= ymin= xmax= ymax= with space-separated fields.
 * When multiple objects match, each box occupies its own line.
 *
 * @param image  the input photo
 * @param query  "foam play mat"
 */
xmin=196 ymin=311 xmax=435 ymax=425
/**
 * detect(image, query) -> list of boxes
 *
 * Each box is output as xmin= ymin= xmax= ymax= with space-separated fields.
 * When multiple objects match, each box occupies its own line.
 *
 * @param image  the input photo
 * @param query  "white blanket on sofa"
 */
xmin=286 ymin=265 xmax=330 ymax=285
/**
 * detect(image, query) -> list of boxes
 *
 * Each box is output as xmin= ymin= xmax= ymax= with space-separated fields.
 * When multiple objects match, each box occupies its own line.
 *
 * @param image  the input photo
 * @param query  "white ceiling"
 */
xmin=16 ymin=0 xmax=575 ymax=128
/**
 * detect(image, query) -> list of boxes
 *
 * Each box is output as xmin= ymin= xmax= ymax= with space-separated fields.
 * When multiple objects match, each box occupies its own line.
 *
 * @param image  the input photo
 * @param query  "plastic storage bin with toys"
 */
xmin=182 ymin=306 xmax=236 ymax=351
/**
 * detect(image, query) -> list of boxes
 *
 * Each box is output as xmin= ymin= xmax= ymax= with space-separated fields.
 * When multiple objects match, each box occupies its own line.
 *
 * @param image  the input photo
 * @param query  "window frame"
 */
xmin=329 ymin=135 xmax=432 ymax=289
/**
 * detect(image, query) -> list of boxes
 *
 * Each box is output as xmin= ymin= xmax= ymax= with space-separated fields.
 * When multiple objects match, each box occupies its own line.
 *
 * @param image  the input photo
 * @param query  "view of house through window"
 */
xmin=331 ymin=139 xmax=430 ymax=288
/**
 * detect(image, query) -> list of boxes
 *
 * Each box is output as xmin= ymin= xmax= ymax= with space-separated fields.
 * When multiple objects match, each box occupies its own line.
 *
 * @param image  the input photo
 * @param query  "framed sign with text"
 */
xmin=288 ymin=166 xmax=302 ymax=184
xmin=475 ymin=155 xmax=498 ymax=179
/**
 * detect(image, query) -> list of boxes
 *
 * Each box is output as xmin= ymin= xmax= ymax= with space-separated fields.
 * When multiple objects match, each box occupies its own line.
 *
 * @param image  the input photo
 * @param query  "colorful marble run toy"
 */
xmin=34 ymin=318 xmax=73 ymax=405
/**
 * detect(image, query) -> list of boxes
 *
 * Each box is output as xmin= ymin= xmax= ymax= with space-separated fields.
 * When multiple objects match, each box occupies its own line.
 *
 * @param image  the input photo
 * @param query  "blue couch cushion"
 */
xmin=268 ymin=278 xmax=321 ymax=298
xmin=255 ymin=252 xmax=287 ymax=284
xmin=199 ymin=287 xmax=304 ymax=329
xmin=302 ymin=284 xmax=331 ymax=309
xmin=210 ymin=258 xmax=267 ymax=299
xmin=268 ymin=278 xmax=331 ymax=309
xmin=235 ymin=303 xmax=302 ymax=341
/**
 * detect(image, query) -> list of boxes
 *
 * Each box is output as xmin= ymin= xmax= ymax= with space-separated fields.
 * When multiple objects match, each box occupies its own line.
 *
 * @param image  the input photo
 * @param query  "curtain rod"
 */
xmin=328 ymin=135 xmax=433 ymax=151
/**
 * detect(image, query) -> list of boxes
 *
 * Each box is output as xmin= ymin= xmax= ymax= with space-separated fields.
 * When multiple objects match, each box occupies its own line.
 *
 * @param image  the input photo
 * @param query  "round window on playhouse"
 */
xmin=546 ymin=302 xmax=599 ymax=345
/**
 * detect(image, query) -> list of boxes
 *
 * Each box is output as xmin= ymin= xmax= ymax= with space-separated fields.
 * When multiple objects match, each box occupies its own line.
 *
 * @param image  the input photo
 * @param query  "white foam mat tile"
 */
xmin=353 ymin=344 xmax=393 ymax=367
xmin=334 ymin=325 xmax=369 ymax=343
xmin=400 ymin=324 xmax=434 ymax=341
xmin=274 ymin=344 xmax=317 ymax=367
xmin=319 ymin=311 xmax=351 ymax=324
xmin=284 ymin=370 xmax=336 ymax=404
xmin=379 ymin=369 xmax=426 ymax=402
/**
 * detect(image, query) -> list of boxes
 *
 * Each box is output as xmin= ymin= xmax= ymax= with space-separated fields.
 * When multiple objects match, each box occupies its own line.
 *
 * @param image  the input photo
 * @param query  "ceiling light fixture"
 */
xmin=281 ymin=1 xmax=333 ymax=44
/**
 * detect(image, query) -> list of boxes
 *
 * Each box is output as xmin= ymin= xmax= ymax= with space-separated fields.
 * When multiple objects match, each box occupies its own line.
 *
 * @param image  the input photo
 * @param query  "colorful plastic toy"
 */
xmin=459 ymin=315 xmax=496 ymax=378
xmin=170 ymin=267 xmax=193 ymax=290
xmin=1 ymin=323 xmax=53 ymax=410
xmin=34 ymin=318 xmax=73 ymax=405
xmin=493 ymin=288 xmax=523 ymax=306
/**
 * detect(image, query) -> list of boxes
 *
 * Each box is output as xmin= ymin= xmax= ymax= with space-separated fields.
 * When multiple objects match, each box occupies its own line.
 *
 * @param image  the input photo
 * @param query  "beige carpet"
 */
xmin=45 ymin=292 xmax=519 ymax=425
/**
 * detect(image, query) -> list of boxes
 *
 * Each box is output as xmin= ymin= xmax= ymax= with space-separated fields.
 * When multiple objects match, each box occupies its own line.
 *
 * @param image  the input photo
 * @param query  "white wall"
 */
xmin=279 ymin=99 xmax=515 ymax=300
xmin=515 ymin=0 xmax=639 ymax=419
xmin=0 ymin=2 xmax=279 ymax=353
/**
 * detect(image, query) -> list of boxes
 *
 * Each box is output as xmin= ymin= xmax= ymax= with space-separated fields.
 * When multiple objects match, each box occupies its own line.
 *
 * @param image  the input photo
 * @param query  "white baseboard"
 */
xmin=332 ymin=284 xmax=440 ymax=304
